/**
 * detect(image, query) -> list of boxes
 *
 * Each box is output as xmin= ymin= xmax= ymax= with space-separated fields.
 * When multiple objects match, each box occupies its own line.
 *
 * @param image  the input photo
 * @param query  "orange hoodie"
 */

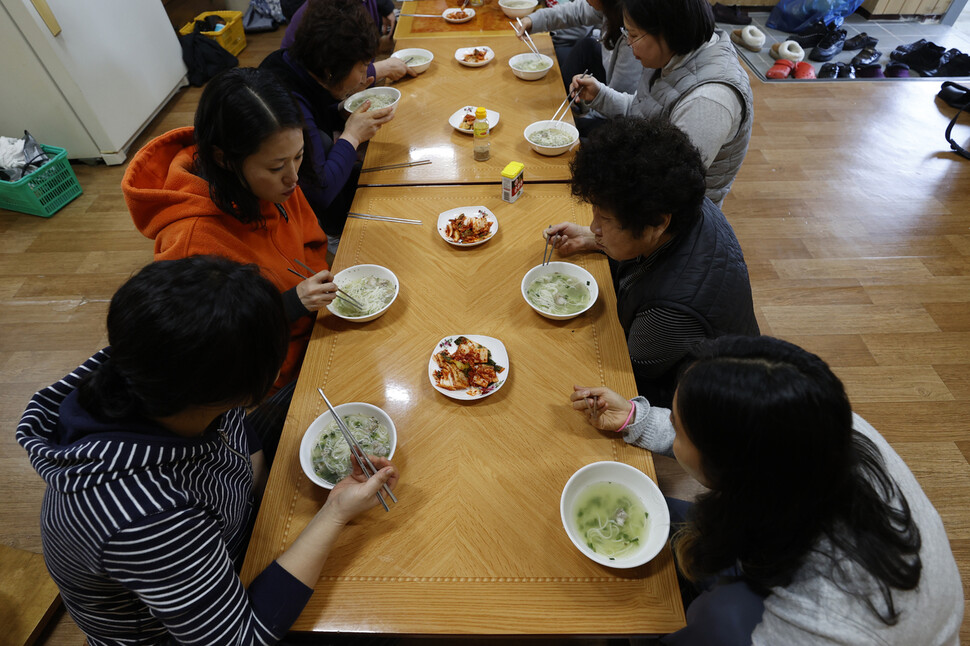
xmin=123 ymin=127 xmax=329 ymax=389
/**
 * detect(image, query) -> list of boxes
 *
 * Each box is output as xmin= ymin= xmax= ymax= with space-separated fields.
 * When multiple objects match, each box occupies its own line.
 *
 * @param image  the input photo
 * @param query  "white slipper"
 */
xmin=769 ymin=40 xmax=805 ymax=62
xmin=731 ymin=25 xmax=765 ymax=53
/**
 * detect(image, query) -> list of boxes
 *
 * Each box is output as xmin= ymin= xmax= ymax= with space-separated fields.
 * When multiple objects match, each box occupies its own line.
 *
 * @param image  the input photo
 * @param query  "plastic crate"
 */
xmin=0 ymin=145 xmax=83 ymax=218
xmin=179 ymin=11 xmax=246 ymax=57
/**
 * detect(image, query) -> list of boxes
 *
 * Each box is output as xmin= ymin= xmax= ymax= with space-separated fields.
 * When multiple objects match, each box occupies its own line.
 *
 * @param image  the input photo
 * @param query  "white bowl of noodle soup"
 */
xmin=300 ymin=402 xmax=397 ymax=489
xmin=499 ymin=0 xmax=538 ymax=18
xmin=509 ymin=53 xmax=554 ymax=80
xmin=391 ymin=48 xmax=434 ymax=74
xmin=524 ymin=120 xmax=579 ymax=156
xmin=326 ymin=264 xmax=399 ymax=322
xmin=521 ymin=261 xmax=598 ymax=320
xmin=343 ymin=86 xmax=401 ymax=113
xmin=560 ymin=461 xmax=670 ymax=568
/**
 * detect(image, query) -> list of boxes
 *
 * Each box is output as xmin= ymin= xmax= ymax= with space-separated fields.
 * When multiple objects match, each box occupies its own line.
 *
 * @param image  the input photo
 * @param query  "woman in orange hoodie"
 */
xmin=124 ymin=68 xmax=350 ymax=457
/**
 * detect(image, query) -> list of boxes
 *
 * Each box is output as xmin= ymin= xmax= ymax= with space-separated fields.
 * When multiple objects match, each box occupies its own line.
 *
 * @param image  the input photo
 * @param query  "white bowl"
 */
xmin=299 ymin=402 xmax=398 ymax=489
xmin=509 ymin=53 xmax=554 ymax=80
xmin=326 ymin=264 xmax=399 ymax=322
xmin=521 ymin=261 xmax=598 ymax=320
xmin=498 ymin=0 xmax=538 ymax=17
xmin=344 ymin=86 xmax=402 ymax=113
xmin=392 ymin=47 xmax=434 ymax=74
xmin=523 ymin=119 xmax=579 ymax=156
xmin=560 ymin=461 xmax=670 ymax=569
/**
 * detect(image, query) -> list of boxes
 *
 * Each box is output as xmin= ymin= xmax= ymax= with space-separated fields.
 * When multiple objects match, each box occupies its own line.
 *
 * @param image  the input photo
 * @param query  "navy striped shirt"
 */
xmin=17 ymin=350 xmax=312 ymax=645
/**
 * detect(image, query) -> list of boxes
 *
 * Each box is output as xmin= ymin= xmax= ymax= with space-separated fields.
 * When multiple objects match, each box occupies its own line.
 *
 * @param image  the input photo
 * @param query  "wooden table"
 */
xmin=240 ymin=184 xmax=686 ymax=637
xmin=395 ymin=0 xmax=526 ymax=39
xmin=360 ymin=34 xmax=577 ymax=185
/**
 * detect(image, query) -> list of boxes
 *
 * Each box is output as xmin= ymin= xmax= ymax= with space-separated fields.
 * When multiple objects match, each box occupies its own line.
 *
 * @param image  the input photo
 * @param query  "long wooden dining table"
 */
xmin=395 ymin=0 xmax=522 ymax=39
xmin=240 ymin=183 xmax=686 ymax=637
xmin=359 ymin=34 xmax=578 ymax=185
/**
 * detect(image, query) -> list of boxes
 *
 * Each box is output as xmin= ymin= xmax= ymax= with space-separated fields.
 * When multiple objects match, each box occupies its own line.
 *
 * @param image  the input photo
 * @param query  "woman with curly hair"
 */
xmin=262 ymin=0 xmax=406 ymax=250
xmin=546 ymin=116 xmax=758 ymax=406
xmin=569 ymin=335 xmax=963 ymax=645
xmin=568 ymin=0 xmax=752 ymax=205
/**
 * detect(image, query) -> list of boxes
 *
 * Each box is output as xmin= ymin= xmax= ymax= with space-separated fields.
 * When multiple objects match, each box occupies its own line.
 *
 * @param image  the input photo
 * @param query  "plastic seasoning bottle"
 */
xmin=472 ymin=106 xmax=490 ymax=162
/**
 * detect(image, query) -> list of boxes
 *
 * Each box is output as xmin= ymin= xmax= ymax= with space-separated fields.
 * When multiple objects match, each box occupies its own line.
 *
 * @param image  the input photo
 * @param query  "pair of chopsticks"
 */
xmin=510 ymin=18 xmax=541 ymax=60
xmin=348 ymin=212 xmax=422 ymax=225
xmin=318 ymin=389 xmax=398 ymax=512
xmin=399 ymin=12 xmax=440 ymax=17
xmin=551 ymin=68 xmax=590 ymax=122
xmin=286 ymin=259 xmax=366 ymax=310
xmin=541 ymin=224 xmax=555 ymax=266
xmin=359 ymin=159 xmax=431 ymax=173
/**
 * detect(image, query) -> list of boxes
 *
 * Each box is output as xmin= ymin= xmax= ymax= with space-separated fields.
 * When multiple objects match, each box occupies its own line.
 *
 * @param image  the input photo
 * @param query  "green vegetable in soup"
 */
xmin=346 ymin=93 xmax=396 ymax=112
xmin=526 ymin=272 xmax=589 ymax=314
xmin=311 ymin=414 xmax=391 ymax=483
xmin=573 ymin=482 xmax=648 ymax=558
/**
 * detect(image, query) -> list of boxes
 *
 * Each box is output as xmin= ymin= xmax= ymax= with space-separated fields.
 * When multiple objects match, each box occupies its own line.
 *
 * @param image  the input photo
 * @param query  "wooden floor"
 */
xmin=2 ymin=27 xmax=968 ymax=644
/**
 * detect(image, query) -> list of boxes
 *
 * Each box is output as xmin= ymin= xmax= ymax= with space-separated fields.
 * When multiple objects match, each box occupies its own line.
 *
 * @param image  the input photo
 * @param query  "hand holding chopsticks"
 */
xmin=509 ymin=19 xmax=542 ymax=59
xmin=551 ymin=68 xmax=590 ymax=122
xmin=318 ymin=389 xmax=398 ymax=511
xmin=570 ymin=386 xmax=635 ymax=432
xmin=287 ymin=260 xmax=365 ymax=311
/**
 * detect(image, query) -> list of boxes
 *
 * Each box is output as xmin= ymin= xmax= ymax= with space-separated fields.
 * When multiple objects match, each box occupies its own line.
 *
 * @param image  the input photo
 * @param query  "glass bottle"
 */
xmin=472 ymin=106 xmax=490 ymax=161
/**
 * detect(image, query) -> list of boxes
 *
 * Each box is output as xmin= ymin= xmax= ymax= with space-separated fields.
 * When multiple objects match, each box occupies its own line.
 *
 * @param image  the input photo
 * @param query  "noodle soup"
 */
xmin=332 ymin=275 xmax=395 ymax=317
xmin=346 ymin=93 xmax=397 ymax=112
xmin=528 ymin=128 xmax=575 ymax=148
xmin=311 ymin=414 xmax=391 ymax=483
xmin=573 ymin=481 xmax=649 ymax=559
xmin=514 ymin=57 xmax=551 ymax=72
xmin=526 ymin=272 xmax=590 ymax=315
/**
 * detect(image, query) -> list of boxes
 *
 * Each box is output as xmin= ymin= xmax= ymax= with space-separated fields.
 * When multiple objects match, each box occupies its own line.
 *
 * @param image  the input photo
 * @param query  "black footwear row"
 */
xmin=890 ymin=39 xmax=970 ymax=77
xmin=788 ymin=22 xmax=881 ymax=64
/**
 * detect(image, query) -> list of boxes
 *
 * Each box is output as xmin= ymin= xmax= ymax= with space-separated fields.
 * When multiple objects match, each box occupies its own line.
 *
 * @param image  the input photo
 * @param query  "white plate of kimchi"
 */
xmin=428 ymin=335 xmax=509 ymax=400
xmin=436 ymin=206 xmax=498 ymax=246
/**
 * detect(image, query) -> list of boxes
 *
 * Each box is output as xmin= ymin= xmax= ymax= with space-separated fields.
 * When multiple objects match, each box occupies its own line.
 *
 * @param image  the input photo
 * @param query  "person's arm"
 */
xmin=295 ymin=96 xmax=360 ymax=216
xmin=586 ymin=80 xmax=636 ymax=117
xmin=544 ymin=221 xmax=598 ymax=256
xmin=526 ymin=0 xmax=601 ymax=33
xmin=668 ymin=83 xmax=743 ymax=169
xmin=568 ymin=386 xmax=675 ymax=456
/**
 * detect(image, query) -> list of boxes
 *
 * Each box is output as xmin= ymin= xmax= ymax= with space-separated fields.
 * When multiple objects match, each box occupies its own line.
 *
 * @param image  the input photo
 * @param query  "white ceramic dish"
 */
xmin=498 ymin=0 xmax=538 ymax=18
xmin=443 ymin=7 xmax=475 ymax=22
xmin=455 ymin=46 xmax=494 ymax=67
xmin=428 ymin=335 xmax=509 ymax=400
xmin=391 ymin=47 xmax=434 ymax=74
xmin=325 ymin=264 xmax=399 ymax=322
xmin=521 ymin=261 xmax=598 ymax=320
xmin=343 ymin=86 xmax=402 ymax=113
xmin=448 ymin=106 xmax=500 ymax=134
xmin=299 ymin=402 xmax=398 ymax=489
xmin=509 ymin=53 xmax=554 ymax=80
xmin=523 ymin=119 xmax=580 ymax=156
xmin=436 ymin=206 xmax=498 ymax=246
xmin=560 ymin=461 xmax=670 ymax=568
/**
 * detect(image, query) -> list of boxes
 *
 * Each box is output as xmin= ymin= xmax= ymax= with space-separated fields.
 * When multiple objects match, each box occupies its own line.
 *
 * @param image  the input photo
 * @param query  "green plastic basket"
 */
xmin=0 ymin=144 xmax=83 ymax=218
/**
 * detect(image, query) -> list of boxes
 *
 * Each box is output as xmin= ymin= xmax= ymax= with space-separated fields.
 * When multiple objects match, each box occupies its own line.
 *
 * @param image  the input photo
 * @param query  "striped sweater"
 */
xmin=17 ymin=350 xmax=313 ymax=645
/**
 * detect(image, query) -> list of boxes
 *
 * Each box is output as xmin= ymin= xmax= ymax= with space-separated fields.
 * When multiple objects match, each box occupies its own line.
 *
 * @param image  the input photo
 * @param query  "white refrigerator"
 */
xmin=0 ymin=0 xmax=188 ymax=165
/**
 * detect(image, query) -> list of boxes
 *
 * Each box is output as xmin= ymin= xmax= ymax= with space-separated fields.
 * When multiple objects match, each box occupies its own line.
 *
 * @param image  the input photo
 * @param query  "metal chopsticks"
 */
xmin=347 ymin=212 xmax=422 ymax=225
xmin=359 ymin=159 xmax=432 ymax=173
xmin=551 ymin=69 xmax=589 ymax=122
xmin=398 ymin=12 xmax=441 ymax=17
xmin=542 ymin=225 xmax=552 ymax=266
xmin=512 ymin=18 xmax=542 ymax=60
xmin=317 ymin=388 xmax=397 ymax=511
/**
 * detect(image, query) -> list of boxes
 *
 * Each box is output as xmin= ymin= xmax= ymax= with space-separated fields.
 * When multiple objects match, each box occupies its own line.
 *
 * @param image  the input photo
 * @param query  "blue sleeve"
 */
xmin=294 ymin=95 xmax=359 ymax=217
xmin=103 ymin=509 xmax=313 ymax=645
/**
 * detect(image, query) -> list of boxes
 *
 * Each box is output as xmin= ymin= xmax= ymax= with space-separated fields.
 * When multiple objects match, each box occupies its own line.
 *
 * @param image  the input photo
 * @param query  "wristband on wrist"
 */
xmin=616 ymin=400 xmax=636 ymax=432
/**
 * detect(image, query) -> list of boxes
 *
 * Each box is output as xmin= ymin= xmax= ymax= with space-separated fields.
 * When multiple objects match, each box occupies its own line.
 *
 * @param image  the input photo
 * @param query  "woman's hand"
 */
xmin=373 ymin=58 xmax=415 ymax=83
xmin=569 ymin=73 xmax=601 ymax=103
xmin=570 ymin=385 xmax=633 ymax=432
xmin=341 ymin=103 xmax=396 ymax=148
xmin=296 ymin=269 xmax=337 ymax=311
xmin=513 ymin=16 xmax=533 ymax=39
xmin=544 ymin=222 xmax=596 ymax=256
xmin=382 ymin=10 xmax=397 ymax=36
xmin=325 ymin=456 xmax=399 ymax=525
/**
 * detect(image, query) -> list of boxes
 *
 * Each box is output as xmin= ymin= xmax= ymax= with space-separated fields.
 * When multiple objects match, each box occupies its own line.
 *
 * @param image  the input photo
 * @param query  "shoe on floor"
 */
xmin=770 ymin=40 xmax=806 ymax=62
xmin=891 ymin=39 xmax=947 ymax=74
xmin=844 ymin=32 xmax=878 ymax=50
xmin=838 ymin=62 xmax=856 ymax=78
xmin=713 ymin=3 xmax=752 ymax=25
xmin=851 ymin=46 xmax=882 ymax=67
xmin=810 ymin=29 xmax=847 ymax=62
xmin=818 ymin=62 xmax=839 ymax=78
xmin=766 ymin=58 xmax=796 ymax=79
xmin=855 ymin=63 xmax=885 ymax=78
xmin=793 ymin=61 xmax=816 ymax=79
xmin=731 ymin=26 xmax=766 ymax=52
xmin=936 ymin=50 xmax=970 ymax=77
xmin=885 ymin=61 xmax=911 ymax=77
xmin=788 ymin=21 xmax=833 ymax=48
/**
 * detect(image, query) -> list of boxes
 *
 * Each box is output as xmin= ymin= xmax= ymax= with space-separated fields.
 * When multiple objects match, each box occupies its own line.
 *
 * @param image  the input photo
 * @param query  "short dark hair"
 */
xmin=673 ymin=335 xmax=922 ymax=624
xmin=291 ymin=0 xmax=378 ymax=84
xmin=193 ymin=67 xmax=306 ymax=226
xmin=621 ymin=0 xmax=715 ymax=55
xmin=570 ymin=116 xmax=706 ymax=238
xmin=77 ymin=256 xmax=289 ymax=421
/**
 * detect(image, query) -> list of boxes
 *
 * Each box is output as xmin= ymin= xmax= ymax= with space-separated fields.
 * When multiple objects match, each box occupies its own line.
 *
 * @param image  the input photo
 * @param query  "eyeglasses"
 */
xmin=620 ymin=26 xmax=647 ymax=46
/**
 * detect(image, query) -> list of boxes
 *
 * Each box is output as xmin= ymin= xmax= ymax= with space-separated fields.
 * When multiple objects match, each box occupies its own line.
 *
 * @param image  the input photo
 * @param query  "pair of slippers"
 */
xmin=766 ymin=59 xmax=816 ymax=79
xmin=769 ymin=40 xmax=806 ymax=62
xmin=731 ymin=26 xmax=766 ymax=52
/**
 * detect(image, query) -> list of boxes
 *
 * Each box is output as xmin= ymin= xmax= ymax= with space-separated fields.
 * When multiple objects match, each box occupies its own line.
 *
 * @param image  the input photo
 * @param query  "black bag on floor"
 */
xmin=179 ymin=31 xmax=239 ymax=87
xmin=939 ymin=81 xmax=970 ymax=160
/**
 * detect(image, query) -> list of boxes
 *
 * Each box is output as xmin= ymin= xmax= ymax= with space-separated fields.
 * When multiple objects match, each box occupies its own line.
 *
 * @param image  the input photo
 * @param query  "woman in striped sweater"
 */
xmin=17 ymin=256 xmax=398 ymax=645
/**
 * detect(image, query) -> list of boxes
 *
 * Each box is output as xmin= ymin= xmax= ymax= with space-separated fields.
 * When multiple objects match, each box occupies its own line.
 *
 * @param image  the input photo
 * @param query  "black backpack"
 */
xmin=178 ymin=22 xmax=239 ymax=87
